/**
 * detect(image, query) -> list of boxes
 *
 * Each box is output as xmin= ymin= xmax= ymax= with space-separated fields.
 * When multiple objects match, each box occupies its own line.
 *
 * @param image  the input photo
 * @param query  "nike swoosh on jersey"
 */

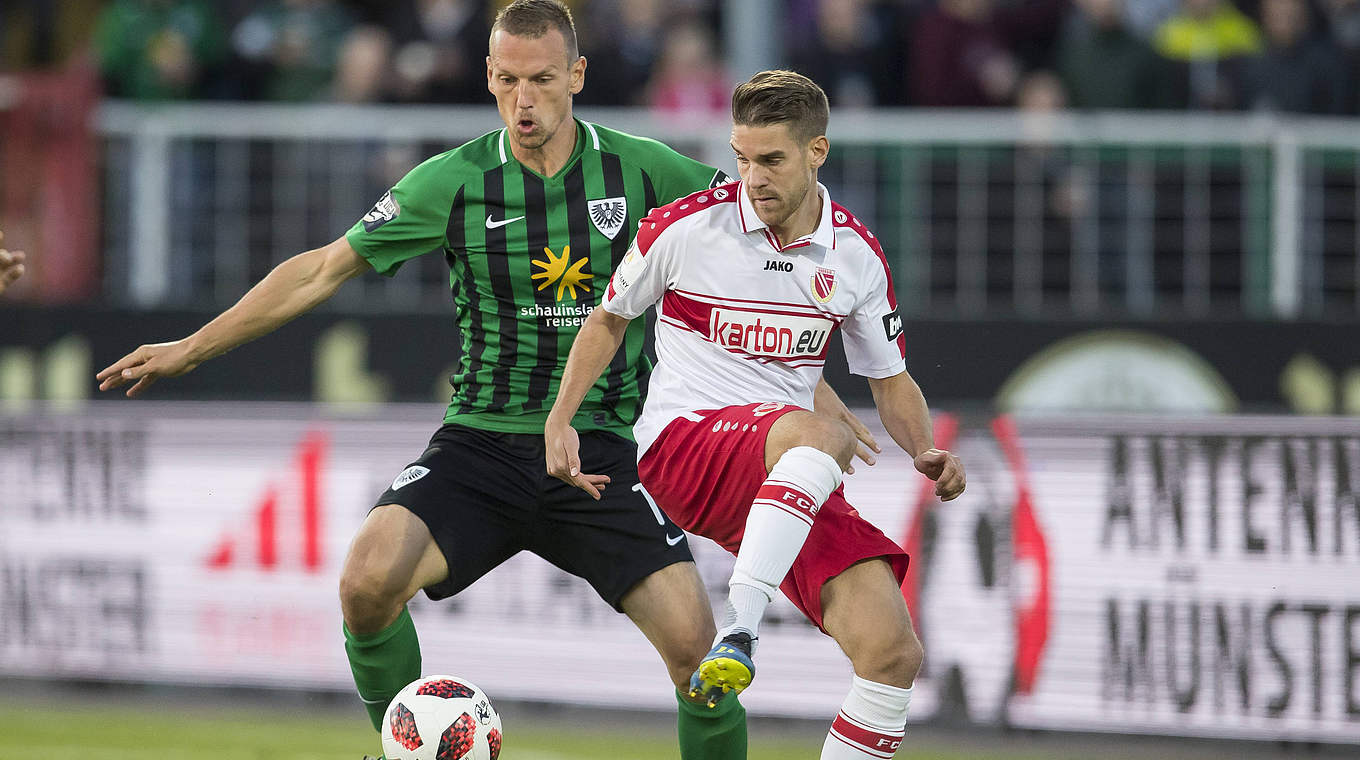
xmin=666 ymin=533 xmax=685 ymax=546
xmin=485 ymin=214 xmax=526 ymax=229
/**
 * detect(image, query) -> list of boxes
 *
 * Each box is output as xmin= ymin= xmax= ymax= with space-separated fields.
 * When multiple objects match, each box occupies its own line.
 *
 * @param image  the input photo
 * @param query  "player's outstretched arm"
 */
xmin=96 ymin=235 xmax=372 ymax=397
xmin=544 ymin=307 xmax=632 ymax=500
xmin=0 ymin=230 xmax=25 ymax=295
xmin=868 ymin=370 xmax=966 ymax=501
xmin=814 ymin=378 xmax=880 ymax=474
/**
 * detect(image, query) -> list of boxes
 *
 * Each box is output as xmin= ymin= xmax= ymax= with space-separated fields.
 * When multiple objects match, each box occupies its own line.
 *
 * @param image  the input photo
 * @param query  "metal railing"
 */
xmin=96 ymin=103 xmax=1360 ymax=319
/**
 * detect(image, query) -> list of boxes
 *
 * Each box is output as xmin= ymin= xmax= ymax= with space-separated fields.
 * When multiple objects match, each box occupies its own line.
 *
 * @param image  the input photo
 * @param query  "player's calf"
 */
xmin=721 ymin=440 xmax=845 ymax=648
xmin=340 ymin=504 xmax=446 ymax=634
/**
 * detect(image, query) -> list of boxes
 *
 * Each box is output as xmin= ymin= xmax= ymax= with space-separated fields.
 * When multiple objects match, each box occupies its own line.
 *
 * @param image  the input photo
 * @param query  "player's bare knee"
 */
xmin=799 ymin=417 xmax=856 ymax=471
xmin=825 ymin=418 xmax=858 ymax=469
xmin=902 ymin=634 xmax=924 ymax=684
xmin=651 ymin=638 xmax=705 ymax=692
xmin=655 ymin=614 xmax=713 ymax=676
xmin=339 ymin=563 xmax=407 ymax=632
xmin=853 ymin=631 xmax=923 ymax=689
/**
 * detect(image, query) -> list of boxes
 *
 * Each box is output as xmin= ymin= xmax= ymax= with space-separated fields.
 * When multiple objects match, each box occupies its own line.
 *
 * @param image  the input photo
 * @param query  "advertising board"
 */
xmin=1 ymin=405 xmax=1357 ymax=743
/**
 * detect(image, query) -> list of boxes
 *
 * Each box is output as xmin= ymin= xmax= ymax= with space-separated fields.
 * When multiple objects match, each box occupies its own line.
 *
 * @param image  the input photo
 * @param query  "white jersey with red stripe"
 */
xmin=603 ymin=180 xmax=906 ymax=457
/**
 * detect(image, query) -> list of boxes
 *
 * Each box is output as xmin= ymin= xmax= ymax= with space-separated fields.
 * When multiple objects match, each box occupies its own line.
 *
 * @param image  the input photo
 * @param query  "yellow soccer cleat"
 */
xmin=688 ymin=632 xmax=756 ymax=708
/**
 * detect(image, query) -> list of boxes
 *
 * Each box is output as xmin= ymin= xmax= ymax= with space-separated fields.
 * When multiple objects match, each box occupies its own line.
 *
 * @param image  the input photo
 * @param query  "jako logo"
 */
xmin=709 ymin=308 xmax=833 ymax=360
xmin=204 ymin=431 xmax=328 ymax=573
xmin=763 ymin=260 xmax=793 ymax=272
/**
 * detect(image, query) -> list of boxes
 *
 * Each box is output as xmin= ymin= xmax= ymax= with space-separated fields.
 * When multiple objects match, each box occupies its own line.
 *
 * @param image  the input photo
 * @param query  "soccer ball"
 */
xmin=381 ymin=675 xmax=503 ymax=760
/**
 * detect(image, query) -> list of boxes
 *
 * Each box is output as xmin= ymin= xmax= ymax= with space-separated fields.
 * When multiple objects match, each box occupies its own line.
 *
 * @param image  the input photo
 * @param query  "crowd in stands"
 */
xmin=1 ymin=0 xmax=1358 ymax=115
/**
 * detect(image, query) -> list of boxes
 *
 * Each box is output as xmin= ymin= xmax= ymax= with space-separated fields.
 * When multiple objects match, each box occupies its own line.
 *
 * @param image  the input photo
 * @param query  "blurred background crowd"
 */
xmin=1 ymin=0 xmax=1357 ymax=350
xmin=3 ymin=0 xmax=1360 ymax=115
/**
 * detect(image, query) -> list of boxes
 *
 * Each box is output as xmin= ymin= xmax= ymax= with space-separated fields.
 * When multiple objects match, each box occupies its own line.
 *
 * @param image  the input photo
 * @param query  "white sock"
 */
xmin=722 ymin=446 xmax=842 ymax=642
xmin=821 ymin=676 xmax=913 ymax=759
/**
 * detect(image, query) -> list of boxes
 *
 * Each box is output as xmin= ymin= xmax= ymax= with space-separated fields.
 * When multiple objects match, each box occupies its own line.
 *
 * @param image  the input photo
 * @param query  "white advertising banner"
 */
xmin=2 ymin=405 xmax=1358 ymax=744
xmin=0 ymin=403 xmax=917 ymax=719
xmin=1000 ymin=417 xmax=1360 ymax=744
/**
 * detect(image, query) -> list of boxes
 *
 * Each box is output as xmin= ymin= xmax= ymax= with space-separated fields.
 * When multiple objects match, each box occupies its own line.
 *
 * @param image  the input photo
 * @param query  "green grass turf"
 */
xmin=0 ymin=697 xmax=1033 ymax=760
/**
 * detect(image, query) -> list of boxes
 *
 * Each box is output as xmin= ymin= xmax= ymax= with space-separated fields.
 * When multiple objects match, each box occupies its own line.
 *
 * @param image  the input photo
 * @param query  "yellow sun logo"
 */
xmin=531 ymin=245 xmax=593 ymax=301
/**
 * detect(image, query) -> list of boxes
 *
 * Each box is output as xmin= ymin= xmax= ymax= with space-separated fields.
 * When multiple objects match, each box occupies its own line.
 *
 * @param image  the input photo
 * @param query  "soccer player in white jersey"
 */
xmin=546 ymin=70 xmax=965 ymax=759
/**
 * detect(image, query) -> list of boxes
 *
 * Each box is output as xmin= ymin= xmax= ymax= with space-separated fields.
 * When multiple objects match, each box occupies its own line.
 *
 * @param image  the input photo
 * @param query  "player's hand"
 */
xmin=544 ymin=421 xmax=611 ymax=500
xmin=914 ymin=448 xmax=965 ymax=501
xmin=839 ymin=408 xmax=880 ymax=475
xmin=0 ymin=232 xmax=25 ymax=294
xmin=96 ymin=339 xmax=201 ymax=397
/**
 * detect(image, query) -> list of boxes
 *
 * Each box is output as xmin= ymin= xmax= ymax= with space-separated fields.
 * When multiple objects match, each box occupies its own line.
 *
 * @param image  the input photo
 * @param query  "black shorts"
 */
xmin=374 ymin=423 xmax=693 ymax=610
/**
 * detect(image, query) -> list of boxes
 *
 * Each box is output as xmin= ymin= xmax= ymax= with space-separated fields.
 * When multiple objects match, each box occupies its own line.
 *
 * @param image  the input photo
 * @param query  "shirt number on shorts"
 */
xmin=633 ymin=483 xmax=686 ymax=546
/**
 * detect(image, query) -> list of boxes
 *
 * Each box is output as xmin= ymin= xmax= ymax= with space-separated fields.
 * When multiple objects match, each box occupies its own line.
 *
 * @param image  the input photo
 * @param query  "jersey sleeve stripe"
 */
xmin=832 ymin=201 xmax=906 ymax=359
xmin=634 ymin=182 xmax=740 ymax=255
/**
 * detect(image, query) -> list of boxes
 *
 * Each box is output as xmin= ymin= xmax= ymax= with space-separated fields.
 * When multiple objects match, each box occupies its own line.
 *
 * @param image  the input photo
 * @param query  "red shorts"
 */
xmin=637 ymin=402 xmax=909 ymax=630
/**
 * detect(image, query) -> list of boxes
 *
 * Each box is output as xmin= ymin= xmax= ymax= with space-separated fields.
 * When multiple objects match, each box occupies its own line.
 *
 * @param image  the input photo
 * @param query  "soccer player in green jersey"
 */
xmin=98 ymin=2 xmax=875 ymax=757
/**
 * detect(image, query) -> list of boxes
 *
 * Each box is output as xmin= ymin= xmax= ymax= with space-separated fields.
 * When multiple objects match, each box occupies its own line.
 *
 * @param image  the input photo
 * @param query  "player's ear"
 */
xmin=808 ymin=135 xmax=830 ymax=169
xmin=570 ymin=56 xmax=587 ymax=95
xmin=486 ymin=57 xmax=494 ymax=93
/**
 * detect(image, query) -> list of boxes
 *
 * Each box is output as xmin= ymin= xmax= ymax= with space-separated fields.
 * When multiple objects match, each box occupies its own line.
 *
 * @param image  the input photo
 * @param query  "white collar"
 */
xmin=737 ymin=181 xmax=837 ymax=252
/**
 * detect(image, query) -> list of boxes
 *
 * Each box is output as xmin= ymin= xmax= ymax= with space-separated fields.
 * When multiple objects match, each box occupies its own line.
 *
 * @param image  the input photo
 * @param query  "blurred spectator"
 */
xmin=1154 ymin=0 xmax=1265 ymax=57
xmin=94 ymin=0 xmax=226 ymax=99
xmin=645 ymin=21 xmax=727 ymax=117
xmin=1243 ymin=0 xmax=1350 ymax=113
xmin=229 ymin=0 xmax=358 ymax=101
xmin=335 ymin=24 xmax=392 ymax=103
xmin=385 ymin=0 xmax=489 ymax=104
xmin=1319 ymin=0 xmax=1360 ymax=110
xmin=1321 ymin=0 xmax=1360 ymax=51
xmin=1153 ymin=0 xmax=1263 ymax=109
xmin=1057 ymin=0 xmax=1160 ymax=108
xmin=576 ymin=0 xmax=665 ymax=106
xmin=1 ymin=0 xmax=103 ymax=70
xmin=1121 ymin=0 xmax=1181 ymax=38
xmin=789 ymin=0 xmax=884 ymax=107
xmin=1014 ymin=71 xmax=1088 ymax=220
xmin=908 ymin=0 xmax=1067 ymax=107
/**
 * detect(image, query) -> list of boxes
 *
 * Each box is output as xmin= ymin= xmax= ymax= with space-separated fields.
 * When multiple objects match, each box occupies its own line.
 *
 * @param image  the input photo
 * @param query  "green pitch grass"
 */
xmin=0 ymin=694 xmax=1038 ymax=760
xmin=1 ymin=691 xmax=1293 ymax=760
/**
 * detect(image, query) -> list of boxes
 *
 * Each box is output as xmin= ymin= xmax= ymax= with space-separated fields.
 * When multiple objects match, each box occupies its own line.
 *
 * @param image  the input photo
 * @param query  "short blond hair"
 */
xmin=732 ymin=70 xmax=830 ymax=143
xmin=492 ymin=0 xmax=578 ymax=59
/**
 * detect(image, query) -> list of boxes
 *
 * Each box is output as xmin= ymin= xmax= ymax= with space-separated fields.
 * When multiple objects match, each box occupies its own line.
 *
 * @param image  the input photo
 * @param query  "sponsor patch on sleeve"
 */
xmin=882 ymin=310 xmax=904 ymax=341
xmin=607 ymin=247 xmax=648 ymax=301
xmin=709 ymin=169 xmax=733 ymax=188
xmin=361 ymin=190 xmax=400 ymax=232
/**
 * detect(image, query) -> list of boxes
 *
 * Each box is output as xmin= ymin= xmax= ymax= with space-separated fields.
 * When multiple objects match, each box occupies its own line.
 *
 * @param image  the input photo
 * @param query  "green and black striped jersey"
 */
xmin=346 ymin=118 xmax=728 ymax=437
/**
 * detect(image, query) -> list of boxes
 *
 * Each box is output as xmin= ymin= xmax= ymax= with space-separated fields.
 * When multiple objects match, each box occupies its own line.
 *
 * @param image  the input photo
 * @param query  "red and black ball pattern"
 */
xmin=487 ymin=727 xmax=502 ymax=759
xmin=436 ymin=712 xmax=476 ymax=760
xmin=389 ymin=703 xmax=423 ymax=751
xmin=417 ymin=679 xmax=477 ymax=700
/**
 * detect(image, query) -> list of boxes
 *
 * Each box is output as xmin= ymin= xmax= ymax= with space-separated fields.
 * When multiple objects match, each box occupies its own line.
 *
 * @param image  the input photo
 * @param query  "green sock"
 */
xmin=344 ymin=606 xmax=422 ymax=732
xmin=676 ymin=690 xmax=748 ymax=760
